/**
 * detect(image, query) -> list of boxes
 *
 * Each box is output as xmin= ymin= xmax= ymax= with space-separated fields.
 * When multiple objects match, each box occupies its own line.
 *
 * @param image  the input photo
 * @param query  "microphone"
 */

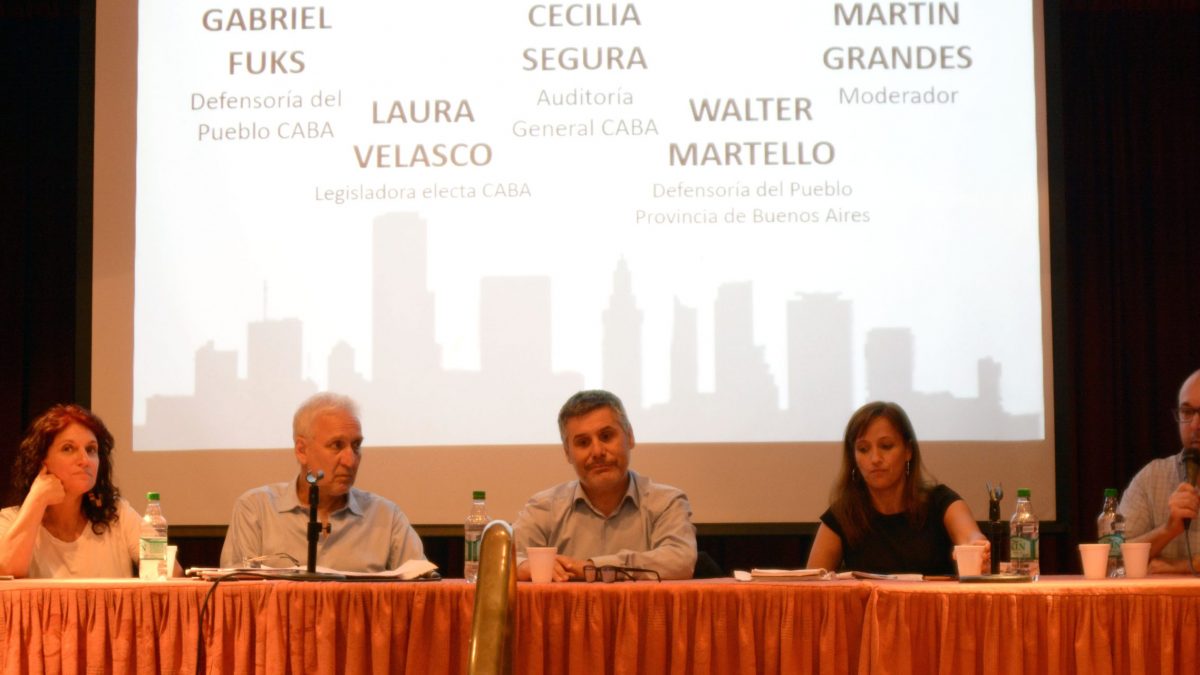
xmin=1183 ymin=448 xmax=1200 ymax=530
xmin=249 ymin=469 xmax=343 ymax=581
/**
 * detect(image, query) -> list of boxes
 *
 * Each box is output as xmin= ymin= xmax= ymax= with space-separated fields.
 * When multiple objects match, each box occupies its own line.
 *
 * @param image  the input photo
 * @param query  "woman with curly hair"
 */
xmin=0 ymin=404 xmax=143 ymax=578
xmin=806 ymin=401 xmax=989 ymax=576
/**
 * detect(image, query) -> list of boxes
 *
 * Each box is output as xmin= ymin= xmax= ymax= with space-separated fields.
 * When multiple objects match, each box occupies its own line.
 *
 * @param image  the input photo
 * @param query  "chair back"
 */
xmin=467 ymin=520 xmax=517 ymax=675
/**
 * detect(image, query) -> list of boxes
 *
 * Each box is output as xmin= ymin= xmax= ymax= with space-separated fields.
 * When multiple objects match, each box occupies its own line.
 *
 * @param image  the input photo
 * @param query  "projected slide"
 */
xmin=134 ymin=2 xmax=1044 ymax=450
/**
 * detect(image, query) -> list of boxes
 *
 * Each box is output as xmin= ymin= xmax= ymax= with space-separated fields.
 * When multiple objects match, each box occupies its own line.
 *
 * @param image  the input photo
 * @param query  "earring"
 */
xmin=851 ymin=467 xmax=858 ymax=482
xmin=905 ymin=460 xmax=911 ymax=477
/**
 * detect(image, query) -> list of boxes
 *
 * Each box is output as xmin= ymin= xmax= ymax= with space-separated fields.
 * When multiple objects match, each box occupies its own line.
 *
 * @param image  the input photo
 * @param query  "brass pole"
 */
xmin=467 ymin=520 xmax=517 ymax=675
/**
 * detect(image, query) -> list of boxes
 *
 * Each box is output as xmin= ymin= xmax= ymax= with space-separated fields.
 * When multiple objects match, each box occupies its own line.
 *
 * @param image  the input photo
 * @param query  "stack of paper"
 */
xmin=732 ymin=568 xmax=927 ymax=582
xmin=187 ymin=558 xmax=439 ymax=581
xmin=733 ymin=568 xmax=832 ymax=581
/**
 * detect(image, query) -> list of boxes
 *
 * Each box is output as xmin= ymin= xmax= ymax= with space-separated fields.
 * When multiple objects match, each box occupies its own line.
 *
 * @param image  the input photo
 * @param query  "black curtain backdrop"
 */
xmin=1 ymin=2 xmax=1198 ymax=574
xmin=1054 ymin=3 xmax=1200 ymax=556
xmin=0 ymin=2 xmax=91 ymax=505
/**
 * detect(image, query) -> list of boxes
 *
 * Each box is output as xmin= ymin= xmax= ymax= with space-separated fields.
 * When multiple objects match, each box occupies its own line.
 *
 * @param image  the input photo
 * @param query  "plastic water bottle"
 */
xmin=1009 ymin=488 xmax=1039 ymax=579
xmin=1097 ymin=487 xmax=1125 ymax=577
xmin=139 ymin=492 xmax=169 ymax=581
xmin=463 ymin=490 xmax=490 ymax=583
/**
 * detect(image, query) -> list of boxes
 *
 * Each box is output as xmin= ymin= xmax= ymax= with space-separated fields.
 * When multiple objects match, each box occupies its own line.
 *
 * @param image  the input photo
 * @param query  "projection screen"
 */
xmin=93 ymin=1 xmax=1056 ymax=526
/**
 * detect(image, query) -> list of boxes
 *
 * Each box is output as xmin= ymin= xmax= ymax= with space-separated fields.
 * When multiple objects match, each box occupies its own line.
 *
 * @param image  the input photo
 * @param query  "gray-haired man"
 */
xmin=512 ymin=390 xmax=697 ymax=581
xmin=220 ymin=392 xmax=425 ymax=571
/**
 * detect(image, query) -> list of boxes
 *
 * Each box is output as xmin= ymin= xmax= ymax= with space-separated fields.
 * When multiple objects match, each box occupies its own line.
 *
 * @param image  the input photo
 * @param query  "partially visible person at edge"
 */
xmin=512 ymin=389 xmax=697 ymax=581
xmin=1120 ymin=369 xmax=1200 ymax=573
xmin=806 ymin=401 xmax=989 ymax=576
xmin=0 ymin=404 xmax=169 ymax=578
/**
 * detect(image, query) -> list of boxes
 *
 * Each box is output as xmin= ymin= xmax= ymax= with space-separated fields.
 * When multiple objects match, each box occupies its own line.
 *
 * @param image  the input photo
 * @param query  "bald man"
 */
xmin=1119 ymin=370 xmax=1200 ymax=573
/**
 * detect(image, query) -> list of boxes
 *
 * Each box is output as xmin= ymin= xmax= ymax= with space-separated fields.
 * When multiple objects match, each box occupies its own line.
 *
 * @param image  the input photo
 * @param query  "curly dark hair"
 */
xmin=12 ymin=404 xmax=121 ymax=534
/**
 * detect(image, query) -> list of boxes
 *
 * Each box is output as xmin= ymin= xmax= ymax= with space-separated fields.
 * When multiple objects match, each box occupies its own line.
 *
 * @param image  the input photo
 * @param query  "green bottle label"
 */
xmin=1010 ymin=536 xmax=1037 ymax=560
xmin=1099 ymin=533 xmax=1123 ymax=556
xmin=139 ymin=536 xmax=167 ymax=559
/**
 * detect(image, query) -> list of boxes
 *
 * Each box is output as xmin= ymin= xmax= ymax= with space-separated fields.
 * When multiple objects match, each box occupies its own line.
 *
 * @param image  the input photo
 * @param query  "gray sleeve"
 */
xmin=590 ymin=490 xmax=698 ymax=580
xmin=388 ymin=507 xmax=427 ymax=569
xmin=512 ymin=495 xmax=555 ymax=567
xmin=220 ymin=493 xmax=263 ymax=568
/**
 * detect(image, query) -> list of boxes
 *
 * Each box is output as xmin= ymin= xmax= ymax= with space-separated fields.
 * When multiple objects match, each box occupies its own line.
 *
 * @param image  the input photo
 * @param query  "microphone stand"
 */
xmin=280 ymin=470 xmax=343 ymax=581
xmin=986 ymin=482 xmax=1004 ymax=575
xmin=307 ymin=475 xmax=325 ymax=575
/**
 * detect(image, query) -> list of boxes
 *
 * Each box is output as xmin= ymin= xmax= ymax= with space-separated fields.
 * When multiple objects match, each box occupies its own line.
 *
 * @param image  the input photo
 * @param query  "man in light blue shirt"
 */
xmin=220 ymin=393 xmax=425 ymax=572
xmin=513 ymin=390 xmax=697 ymax=581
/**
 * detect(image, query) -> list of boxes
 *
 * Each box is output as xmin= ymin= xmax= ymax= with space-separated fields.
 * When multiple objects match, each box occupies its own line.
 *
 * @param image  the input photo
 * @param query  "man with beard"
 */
xmin=1121 ymin=370 xmax=1200 ymax=572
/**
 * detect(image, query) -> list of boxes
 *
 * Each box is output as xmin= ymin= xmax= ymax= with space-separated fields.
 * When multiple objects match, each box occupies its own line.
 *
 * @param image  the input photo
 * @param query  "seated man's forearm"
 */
xmin=1148 ymin=555 xmax=1200 ymax=574
xmin=1131 ymin=522 xmax=1185 ymax=559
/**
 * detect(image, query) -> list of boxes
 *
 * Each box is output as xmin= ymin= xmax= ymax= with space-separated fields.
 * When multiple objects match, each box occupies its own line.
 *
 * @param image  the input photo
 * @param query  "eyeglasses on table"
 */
xmin=582 ymin=564 xmax=661 ymax=583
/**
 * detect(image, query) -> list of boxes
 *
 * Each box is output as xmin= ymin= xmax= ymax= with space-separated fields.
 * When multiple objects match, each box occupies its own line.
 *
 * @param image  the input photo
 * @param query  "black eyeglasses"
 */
xmin=582 ymin=564 xmax=661 ymax=583
xmin=1174 ymin=406 xmax=1200 ymax=424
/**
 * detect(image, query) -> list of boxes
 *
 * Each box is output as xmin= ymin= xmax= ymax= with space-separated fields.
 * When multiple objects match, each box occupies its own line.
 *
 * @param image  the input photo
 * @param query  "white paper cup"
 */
xmin=167 ymin=545 xmax=178 ymax=576
xmin=1079 ymin=543 xmax=1110 ymax=579
xmin=953 ymin=544 xmax=985 ymax=577
xmin=1121 ymin=542 xmax=1151 ymax=578
xmin=527 ymin=547 xmax=557 ymax=583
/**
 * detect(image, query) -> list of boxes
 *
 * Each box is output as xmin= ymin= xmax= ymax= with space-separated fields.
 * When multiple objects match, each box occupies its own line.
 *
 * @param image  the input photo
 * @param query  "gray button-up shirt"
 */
xmin=219 ymin=480 xmax=425 ymax=572
xmin=513 ymin=470 xmax=697 ymax=579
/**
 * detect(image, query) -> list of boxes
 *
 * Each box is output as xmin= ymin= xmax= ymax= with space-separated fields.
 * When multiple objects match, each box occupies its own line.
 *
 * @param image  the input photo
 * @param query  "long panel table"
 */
xmin=1 ymin=576 xmax=1197 ymax=675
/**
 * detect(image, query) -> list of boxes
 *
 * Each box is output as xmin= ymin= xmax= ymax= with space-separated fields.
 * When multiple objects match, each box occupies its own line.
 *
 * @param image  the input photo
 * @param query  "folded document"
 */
xmin=734 ymin=568 xmax=924 ymax=582
xmin=188 ymin=558 xmax=439 ymax=581
xmin=734 ymin=568 xmax=832 ymax=581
